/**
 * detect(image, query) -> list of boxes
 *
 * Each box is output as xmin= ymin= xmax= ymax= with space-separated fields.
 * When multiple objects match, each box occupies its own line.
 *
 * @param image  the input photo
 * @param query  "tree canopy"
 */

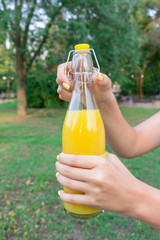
xmin=0 ymin=0 xmax=160 ymax=112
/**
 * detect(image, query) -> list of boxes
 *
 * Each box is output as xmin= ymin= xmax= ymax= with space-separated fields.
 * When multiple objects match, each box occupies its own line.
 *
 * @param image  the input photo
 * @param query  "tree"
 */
xmin=0 ymin=0 xmax=63 ymax=115
xmin=133 ymin=0 xmax=160 ymax=99
xmin=0 ymin=0 xmax=147 ymax=110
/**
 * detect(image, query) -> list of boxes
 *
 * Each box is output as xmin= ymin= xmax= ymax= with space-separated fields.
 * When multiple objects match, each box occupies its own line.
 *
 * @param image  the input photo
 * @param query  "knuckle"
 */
xmin=62 ymin=191 xmax=73 ymax=204
xmin=57 ymin=85 xmax=62 ymax=94
xmin=56 ymin=78 xmax=61 ymax=85
xmin=59 ymin=94 xmax=63 ymax=100
xmin=89 ymin=188 xmax=101 ymax=207
xmin=90 ymin=197 xmax=96 ymax=207
xmin=58 ymin=63 xmax=65 ymax=71
xmin=91 ymin=171 xmax=104 ymax=186
xmin=67 ymin=194 xmax=76 ymax=204
xmin=70 ymin=155 xmax=78 ymax=165
xmin=93 ymin=195 xmax=101 ymax=207
xmin=100 ymin=156 xmax=106 ymax=165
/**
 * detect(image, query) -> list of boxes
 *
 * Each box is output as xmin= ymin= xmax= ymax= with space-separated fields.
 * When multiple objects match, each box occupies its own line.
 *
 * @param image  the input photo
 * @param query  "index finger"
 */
xmin=57 ymin=62 xmax=71 ymax=86
xmin=58 ymin=153 xmax=106 ymax=169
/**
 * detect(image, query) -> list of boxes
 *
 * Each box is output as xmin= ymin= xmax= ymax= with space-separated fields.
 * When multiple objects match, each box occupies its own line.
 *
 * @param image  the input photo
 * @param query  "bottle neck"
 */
xmin=68 ymin=73 xmax=98 ymax=111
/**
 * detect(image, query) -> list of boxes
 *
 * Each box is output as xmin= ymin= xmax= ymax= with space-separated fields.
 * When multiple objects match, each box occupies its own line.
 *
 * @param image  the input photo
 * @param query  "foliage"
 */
xmin=0 ymin=0 xmax=68 ymax=114
xmin=0 ymin=0 xmax=160 ymax=107
xmin=131 ymin=0 xmax=160 ymax=97
xmin=27 ymin=70 xmax=64 ymax=108
xmin=0 ymin=43 xmax=16 ymax=93
xmin=0 ymin=0 xmax=63 ymax=69
xmin=143 ymin=52 xmax=160 ymax=96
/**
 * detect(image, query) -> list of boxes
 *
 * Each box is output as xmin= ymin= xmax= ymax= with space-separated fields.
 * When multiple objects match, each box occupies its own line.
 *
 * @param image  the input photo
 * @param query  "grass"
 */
xmin=0 ymin=101 xmax=17 ymax=117
xmin=0 ymin=102 xmax=160 ymax=239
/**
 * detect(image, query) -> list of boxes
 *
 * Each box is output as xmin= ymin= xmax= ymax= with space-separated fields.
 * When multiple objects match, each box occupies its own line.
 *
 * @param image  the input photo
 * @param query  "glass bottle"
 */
xmin=62 ymin=44 xmax=106 ymax=218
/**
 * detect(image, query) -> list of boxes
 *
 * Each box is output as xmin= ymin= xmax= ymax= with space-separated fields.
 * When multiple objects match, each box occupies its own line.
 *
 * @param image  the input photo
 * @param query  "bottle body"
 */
xmin=62 ymin=108 xmax=106 ymax=218
xmin=62 ymin=44 xmax=106 ymax=218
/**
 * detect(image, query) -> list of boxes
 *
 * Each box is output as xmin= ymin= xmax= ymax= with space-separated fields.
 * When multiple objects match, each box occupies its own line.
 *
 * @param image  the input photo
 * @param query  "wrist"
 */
xmin=116 ymin=177 xmax=141 ymax=218
xmin=97 ymin=91 xmax=115 ymax=106
xmin=121 ymin=179 xmax=160 ymax=229
xmin=120 ymin=178 xmax=144 ymax=217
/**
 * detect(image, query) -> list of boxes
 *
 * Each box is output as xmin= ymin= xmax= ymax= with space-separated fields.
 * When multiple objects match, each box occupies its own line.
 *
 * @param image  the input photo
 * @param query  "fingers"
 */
xmin=58 ymin=190 xmax=90 ymax=205
xmin=56 ymin=77 xmax=74 ymax=92
xmin=57 ymin=85 xmax=72 ymax=102
xmin=57 ymin=62 xmax=71 ymax=86
xmin=56 ymin=172 xmax=88 ymax=192
xmin=56 ymin=161 xmax=90 ymax=182
xmin=58 ymin=153 xmax=105 ymax=169
xmin=56 ymin=62 xmax=74 ymax=101
xmin=92 ymin=71 xmax=112 ymax=91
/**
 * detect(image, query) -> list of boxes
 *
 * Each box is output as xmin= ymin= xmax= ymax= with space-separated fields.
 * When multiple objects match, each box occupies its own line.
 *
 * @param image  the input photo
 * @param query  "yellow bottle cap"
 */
xmin=74 ymin=44 xmax=90 ymax=50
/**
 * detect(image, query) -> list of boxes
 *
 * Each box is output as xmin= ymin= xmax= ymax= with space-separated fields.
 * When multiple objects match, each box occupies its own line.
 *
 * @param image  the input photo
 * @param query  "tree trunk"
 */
xmin=17 ymin=75 xmax=27 ymax=116
xmin=16 ymin=47 xmax=27 ymax=116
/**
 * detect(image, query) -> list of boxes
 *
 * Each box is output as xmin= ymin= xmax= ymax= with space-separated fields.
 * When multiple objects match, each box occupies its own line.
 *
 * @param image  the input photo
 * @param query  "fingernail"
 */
xmin=56 ymin=172 xmax=59 ymax=178
xmin=58 ymin=190 xmax=61 ymax=196
xmin=56 ymin=154 xmax=59 ymax=160
xmin=62 ymin=83 xmax=70 ymax=90
xmin=97 ymin=73 xmax=103 ymax=81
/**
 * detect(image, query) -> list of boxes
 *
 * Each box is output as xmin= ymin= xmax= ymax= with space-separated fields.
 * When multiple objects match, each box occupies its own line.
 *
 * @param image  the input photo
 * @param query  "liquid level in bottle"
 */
xmin=62 ymin=109 xmax=106 ymax=218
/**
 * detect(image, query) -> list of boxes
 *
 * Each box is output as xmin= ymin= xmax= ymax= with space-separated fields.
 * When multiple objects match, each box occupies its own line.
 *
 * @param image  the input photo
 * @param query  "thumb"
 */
xmin=92 ymin=71 xmax=112 ymax=91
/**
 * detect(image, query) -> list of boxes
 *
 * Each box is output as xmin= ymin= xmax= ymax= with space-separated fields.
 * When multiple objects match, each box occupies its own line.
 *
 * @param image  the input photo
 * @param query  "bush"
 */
xmin=27 ymin=70 xmax=65 ymax=108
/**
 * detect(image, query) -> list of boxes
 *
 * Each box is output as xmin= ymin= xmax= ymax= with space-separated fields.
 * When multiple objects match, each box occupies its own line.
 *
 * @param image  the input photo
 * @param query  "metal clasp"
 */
xmin=65 ymin=48 xmax=100 ymax=80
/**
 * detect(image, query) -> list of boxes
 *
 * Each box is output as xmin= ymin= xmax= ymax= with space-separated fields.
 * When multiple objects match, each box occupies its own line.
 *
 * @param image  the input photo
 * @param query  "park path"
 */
xmin=1 ymin=98 xmax=160 ymax=108
xmin=119 ymin=99 xmax=160 ymax=109
xmin=0 ymin=100 xmax=15 ymax=104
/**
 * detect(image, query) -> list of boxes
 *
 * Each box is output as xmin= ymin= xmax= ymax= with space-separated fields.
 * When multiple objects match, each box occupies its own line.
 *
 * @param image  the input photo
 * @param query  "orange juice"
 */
xmin=62 ymin=109 xmax=106 ymax=218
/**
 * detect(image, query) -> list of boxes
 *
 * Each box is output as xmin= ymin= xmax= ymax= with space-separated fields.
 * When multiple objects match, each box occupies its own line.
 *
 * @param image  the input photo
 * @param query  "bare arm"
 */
xmin=56 ymin=64 xmax=160 ymax=158
xmin=98 ymin=92 xmax=160 ymax=158
xmin=127 ymin=179 xmax=160 ymax=229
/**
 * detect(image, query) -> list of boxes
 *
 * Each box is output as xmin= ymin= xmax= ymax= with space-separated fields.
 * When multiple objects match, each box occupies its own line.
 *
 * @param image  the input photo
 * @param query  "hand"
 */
xmin=56 ymin=153 xmax=139 ymax=215
xmin=56 ymin=62 xmax=74 ymax=102
xmin=56 ymin=62 xmax=113 ymax=104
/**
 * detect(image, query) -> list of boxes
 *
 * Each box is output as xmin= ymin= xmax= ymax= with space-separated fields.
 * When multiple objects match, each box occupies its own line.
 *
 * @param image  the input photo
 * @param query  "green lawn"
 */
xmin=0 ymin=102 xmax=160 ymax=239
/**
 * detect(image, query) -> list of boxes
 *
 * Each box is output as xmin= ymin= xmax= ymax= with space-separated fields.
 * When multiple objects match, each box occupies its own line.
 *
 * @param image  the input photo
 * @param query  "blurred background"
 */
xmin=0 ymin=1 xmax=160 ymax=239
xmin=0 ymin=0 xmax=160 ymax=114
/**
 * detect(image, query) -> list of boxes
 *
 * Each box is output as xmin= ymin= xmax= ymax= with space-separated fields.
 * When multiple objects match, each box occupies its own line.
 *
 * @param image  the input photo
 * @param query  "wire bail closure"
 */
xmin=65 ymin=48 xmax=100 ymax=81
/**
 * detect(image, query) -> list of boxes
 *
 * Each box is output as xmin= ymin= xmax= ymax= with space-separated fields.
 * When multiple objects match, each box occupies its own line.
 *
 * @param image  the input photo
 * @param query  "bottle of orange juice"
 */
xmin=62 ymin=44 xmax=106 ymax=218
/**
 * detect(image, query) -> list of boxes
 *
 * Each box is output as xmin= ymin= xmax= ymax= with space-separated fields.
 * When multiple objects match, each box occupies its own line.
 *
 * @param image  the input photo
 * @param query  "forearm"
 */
xmin=98 ymin=93 xmax=138 ymax=158
xmin=125 ymin=179 xmax=160 ymax=230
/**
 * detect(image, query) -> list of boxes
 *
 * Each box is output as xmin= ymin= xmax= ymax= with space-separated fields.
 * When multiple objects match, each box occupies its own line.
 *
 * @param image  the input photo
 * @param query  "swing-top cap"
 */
xmin=74 ymin=44 xmax=90 ymax=50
